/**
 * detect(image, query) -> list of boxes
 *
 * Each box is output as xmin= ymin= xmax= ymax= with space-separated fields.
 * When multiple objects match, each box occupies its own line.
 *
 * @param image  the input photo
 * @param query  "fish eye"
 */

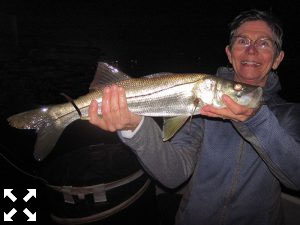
xmin=234 ymin=83 xmax=243 ymax=91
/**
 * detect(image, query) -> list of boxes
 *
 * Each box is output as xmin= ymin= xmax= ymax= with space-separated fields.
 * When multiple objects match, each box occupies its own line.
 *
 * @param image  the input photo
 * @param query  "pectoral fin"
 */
xmin=162 ymin=116 xmax=189 ymax=141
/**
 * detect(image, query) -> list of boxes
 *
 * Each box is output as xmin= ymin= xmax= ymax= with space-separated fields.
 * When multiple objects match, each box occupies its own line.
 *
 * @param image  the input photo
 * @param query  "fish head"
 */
xmin=193 ymin=78 xmax=217 ymax=106
xmin=213 ymin=79 xmax=263 ymax=108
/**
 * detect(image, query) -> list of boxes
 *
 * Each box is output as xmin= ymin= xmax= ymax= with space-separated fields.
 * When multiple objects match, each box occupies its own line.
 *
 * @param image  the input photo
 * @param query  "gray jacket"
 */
xmin=119 ymin=67 xmax=300 ymax=225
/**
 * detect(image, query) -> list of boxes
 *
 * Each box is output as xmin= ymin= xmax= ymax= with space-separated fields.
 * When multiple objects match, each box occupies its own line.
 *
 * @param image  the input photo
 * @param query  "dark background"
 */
xmin=1 ymin=0 xmax=299 ymax=109
xmin=0 ymin=0 xmax=299 ymax=224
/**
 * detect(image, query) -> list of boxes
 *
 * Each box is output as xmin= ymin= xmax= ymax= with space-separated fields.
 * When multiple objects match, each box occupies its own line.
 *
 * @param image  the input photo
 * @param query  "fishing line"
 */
xmin=0 ymin=143 xmax=49 ymax=185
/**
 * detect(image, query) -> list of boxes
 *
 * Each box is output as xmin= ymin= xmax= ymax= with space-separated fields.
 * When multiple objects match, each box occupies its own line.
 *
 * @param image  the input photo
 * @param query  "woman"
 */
xmin=89 ymin=9 xmax=300 ymax=225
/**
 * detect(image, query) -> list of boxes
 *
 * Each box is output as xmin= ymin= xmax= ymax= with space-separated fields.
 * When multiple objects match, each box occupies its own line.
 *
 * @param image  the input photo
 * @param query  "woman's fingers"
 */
xmin=200 ymin=95 xmax=258 ymax=122
xmin=88 ymin=99 xmax=108 ymax=129
xmin=101 ymin=87 xmax=117 ymax=131
xmin=89 ymin=85 xmax=142 ymax=131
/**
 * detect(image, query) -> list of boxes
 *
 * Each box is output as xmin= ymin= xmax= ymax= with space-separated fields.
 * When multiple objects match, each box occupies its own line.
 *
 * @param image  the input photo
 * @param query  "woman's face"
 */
xmin=225 ymin=20 xmax=284 ymax=86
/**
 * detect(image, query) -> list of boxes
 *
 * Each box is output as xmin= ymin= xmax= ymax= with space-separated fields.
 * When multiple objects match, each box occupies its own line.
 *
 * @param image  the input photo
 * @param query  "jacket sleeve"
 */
xmin=118 ymin=116 xmax=204 ymax=188
xmin=233 ymin=103 xmax=300 ymax=190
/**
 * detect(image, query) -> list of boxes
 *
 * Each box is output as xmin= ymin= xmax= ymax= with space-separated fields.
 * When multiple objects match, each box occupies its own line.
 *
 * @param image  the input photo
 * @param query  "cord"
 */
xmin=0 ymin=143 xmax=49 ymax=185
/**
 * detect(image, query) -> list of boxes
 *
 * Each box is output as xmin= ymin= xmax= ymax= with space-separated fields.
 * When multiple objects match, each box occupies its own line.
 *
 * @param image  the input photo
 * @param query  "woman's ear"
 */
xmin=225 ymin=45 xmax=233 ymax=65
xmin=272 ymin=51 xmax=284 ymax=70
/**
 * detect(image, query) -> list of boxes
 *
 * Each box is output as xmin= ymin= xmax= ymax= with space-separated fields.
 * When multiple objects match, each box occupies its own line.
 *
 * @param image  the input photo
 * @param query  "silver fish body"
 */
xmin=77 ymin=73 xmax=261 ymax=117
xmin=7 ymin=62 xmax=262 ymax=161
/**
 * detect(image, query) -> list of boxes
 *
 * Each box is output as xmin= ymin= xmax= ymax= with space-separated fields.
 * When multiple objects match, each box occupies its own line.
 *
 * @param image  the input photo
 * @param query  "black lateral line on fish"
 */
xmin=60 ymin=93 xmax=82 ymax=118
xmin=125 ymin=79 xmax=202 ymax=100
xmin=58 ymin=79 xmax=203 ymax=119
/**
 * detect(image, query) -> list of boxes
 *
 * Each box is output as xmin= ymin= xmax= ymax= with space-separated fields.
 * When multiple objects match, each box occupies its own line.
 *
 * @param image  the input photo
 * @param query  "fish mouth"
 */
xmin=239 ymin=86 xmax=263 ymax=108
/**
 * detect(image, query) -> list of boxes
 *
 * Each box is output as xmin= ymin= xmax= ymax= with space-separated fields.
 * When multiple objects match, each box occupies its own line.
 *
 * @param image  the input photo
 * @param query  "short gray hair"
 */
xmin=228 ymin=9 xmax=283 ymax=56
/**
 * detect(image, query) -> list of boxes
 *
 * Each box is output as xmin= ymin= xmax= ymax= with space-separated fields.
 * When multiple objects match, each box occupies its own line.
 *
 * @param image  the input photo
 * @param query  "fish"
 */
xmin=7 ymin=62 xmax=263 ymax=161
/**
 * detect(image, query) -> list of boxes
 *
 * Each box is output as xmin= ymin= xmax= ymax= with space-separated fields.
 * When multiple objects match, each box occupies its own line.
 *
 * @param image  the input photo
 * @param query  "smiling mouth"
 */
xmin=241 ymin=61 xmax=261 ymax=66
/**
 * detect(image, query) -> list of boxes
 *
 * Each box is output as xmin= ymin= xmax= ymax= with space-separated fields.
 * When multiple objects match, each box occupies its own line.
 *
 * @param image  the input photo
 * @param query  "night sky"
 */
xmin=7 ymin=0 xmax=299 ymax=100
xmin=1 ymin=2 xmax=299 ymax=69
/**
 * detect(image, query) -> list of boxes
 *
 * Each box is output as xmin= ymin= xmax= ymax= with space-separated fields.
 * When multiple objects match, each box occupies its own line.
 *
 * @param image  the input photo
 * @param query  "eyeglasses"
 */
xmin=232 ymin=36 xmax=276 ymax=51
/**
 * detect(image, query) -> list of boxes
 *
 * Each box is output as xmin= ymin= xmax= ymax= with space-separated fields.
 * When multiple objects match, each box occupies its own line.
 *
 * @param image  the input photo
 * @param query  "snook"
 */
xmin=8 ymin=62 xmax=262 ymax=161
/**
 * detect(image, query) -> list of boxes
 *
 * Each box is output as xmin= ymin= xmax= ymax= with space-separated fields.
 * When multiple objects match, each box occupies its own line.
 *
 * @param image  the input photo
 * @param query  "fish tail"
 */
xmin=7 ymin=107 xmax=77 ymax=161
xmin=8 ymin=108 xmax=49 ymax=129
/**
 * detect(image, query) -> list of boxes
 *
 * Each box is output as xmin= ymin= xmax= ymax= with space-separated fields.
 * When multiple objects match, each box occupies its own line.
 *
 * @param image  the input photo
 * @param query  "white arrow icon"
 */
xmin=4 ymin=189 xmax=17 ymax=202
xmin=23 ymin=189 xmax=36 ymax=202
xmin=23 ymin=208 xmax=36 ymax=221
xmin=4 ymin=208 xmax=17 ymax=221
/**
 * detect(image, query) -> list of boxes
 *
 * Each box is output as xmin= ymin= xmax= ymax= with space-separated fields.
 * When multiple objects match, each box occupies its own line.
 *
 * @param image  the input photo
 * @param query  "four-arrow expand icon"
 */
xmin=3 ymin=189 xmax=37 ymax=222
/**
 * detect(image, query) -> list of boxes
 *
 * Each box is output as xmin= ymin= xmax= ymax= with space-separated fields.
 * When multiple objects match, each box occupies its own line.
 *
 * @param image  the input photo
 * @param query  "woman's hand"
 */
xmin=200 ymin=95 xmax=259 ymax=122
xmin=88 ymin=85 xmax=142 ymax=131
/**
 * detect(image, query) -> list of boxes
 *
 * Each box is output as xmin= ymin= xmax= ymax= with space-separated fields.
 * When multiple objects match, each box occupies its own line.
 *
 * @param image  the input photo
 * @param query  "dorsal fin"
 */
xmin=89 ymin=62 xmax=130 ymax=90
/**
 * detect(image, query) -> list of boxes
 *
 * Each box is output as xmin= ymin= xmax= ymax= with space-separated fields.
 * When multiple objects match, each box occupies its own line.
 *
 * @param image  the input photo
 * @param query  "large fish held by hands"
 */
xmin=8 ymin=62 xmax=262 ymax=161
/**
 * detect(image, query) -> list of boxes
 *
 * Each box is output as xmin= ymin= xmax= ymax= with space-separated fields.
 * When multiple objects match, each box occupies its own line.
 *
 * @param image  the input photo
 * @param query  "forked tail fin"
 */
xmin=7 ymin=106 xmax=77 ymax=161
